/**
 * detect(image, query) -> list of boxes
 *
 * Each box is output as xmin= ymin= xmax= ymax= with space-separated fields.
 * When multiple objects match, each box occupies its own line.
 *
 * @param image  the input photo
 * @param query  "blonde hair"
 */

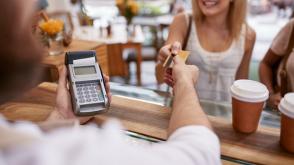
xmin=191 ymin=0 xmax=247 ymax=42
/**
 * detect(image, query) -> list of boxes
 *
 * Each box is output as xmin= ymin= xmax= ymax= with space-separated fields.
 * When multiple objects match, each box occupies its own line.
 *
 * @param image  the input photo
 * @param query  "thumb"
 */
xmin=58 ymin=65 xmax=68 ymax=88
xmin=171 ymin=41 xmax=181 ymax=55
xmin=173 ymin=55 xmax=184 ymax=66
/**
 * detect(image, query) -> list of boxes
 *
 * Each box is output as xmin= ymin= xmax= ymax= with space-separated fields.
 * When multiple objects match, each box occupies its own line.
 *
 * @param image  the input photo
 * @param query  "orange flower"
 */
xmin=131 ymin=6 xmax=139 ymax=14
xmin=128 ymin=1 xmax=135 ymax=8
xmin=116 ymin=0 xmax=123 ymax=6
xmin=129 ymin=1 xmax=139 ymax=14
xmin=40 ymin=19 xmax=64 ymax=35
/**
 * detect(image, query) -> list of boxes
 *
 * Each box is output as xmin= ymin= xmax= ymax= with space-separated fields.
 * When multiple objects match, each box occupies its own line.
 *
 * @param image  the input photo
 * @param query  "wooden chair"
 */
xmin=107 ymin=43 xmax=128 ymax=77
xmin=124 ymin=25 xmax=158 ymax=77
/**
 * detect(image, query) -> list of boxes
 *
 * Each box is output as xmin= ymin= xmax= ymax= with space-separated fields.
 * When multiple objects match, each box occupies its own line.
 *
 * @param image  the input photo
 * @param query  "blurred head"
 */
xmin=0 ymin=0 xmax=43 ymax=104
xmin=192 ymin=0 xmax=247 ymax=41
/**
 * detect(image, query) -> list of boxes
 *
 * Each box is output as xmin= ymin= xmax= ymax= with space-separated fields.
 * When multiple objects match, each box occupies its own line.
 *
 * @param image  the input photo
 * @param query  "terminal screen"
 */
xmin=74 ymin=66 xmax=96 ymax=75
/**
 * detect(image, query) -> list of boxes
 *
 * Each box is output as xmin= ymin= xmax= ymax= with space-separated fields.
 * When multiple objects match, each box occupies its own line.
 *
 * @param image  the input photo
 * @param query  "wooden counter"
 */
xmin=43 ymin=40 xmax=109 ymax=82
xmin=1 ymin=82 xmax=294 ymax=164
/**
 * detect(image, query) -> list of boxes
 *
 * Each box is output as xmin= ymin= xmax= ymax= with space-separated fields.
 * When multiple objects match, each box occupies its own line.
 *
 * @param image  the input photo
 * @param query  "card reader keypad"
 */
xmin=76 ymin=82 xmax=104 ymax=103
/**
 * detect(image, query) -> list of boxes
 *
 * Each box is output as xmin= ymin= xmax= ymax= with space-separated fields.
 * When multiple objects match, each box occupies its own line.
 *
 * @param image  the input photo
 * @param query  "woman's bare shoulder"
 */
xmin=171 ymin=13 xmax=188 ymax=28
xmin=169 ymin=13 xmax=189 ymax=38
xmin=245 ymin=25 xmax=256 ymax=42
xmin=244 ymin=25 xmax=256 ymax=53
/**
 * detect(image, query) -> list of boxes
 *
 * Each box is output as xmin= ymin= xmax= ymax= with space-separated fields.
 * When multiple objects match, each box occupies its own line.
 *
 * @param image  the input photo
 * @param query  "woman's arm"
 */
xmin=259 ymin=49 xmax=283 ymax=110
xmin=155 ymin=13 xmax=188 ymax=84
xmin=259 ymin=19 xmax=294 ymax=110
xmin=235 ymin=26 xmax=256 ymax=80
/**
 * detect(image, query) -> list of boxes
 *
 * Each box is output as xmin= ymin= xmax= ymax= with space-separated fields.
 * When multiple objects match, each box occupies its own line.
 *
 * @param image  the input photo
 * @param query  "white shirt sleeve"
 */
xmin=1 ymin=119 xmax=221 ymax=165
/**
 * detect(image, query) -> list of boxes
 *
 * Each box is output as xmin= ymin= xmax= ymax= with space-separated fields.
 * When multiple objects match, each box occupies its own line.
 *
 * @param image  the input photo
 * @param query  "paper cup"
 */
xmin=230 ymin=80 xmax=269 ymax=133
xmin=278 ymin=93 xmax=294 ymax=153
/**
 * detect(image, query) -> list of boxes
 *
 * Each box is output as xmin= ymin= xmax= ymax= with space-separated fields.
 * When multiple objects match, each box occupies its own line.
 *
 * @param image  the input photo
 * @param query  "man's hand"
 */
xmin=46 ymin=65 xmax=112 ymax=124
xmin=163 ymin=55 xmax=199 ymax=95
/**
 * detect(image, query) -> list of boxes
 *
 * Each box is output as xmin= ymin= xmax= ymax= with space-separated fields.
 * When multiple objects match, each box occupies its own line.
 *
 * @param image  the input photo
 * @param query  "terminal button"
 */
xmin=79 ymin=99 xmax=85 ymax=103
xmin=83 ymin=87 xmax=88 ymax=91
xmin=86 ymin=99 xmax=91 ymax=102
xmin=93 ymin=98 xmax=98 ymax=101
xmin=77 ymin=92 xmax=83 ymax=95
xmin=85 ymin=95 xmax=90 ymax=98
xmin=90 ymin=90 xmax=96 ymax=93
xmin=78 ymin=96 xmax=84 ymax=99
xmin=89 ymin=87 xmax=95 ymax=90
xmin=84 ymin=91 xmax=89 ymax=94
xmin=98 ymin=93 xmax=103 ymax=100
xmin=96 ymin=90 xmax=101 ymax=93
xmin=95 ymin=86 xmax=100 ymax=90
xmin=77 ymin=88 xmax=82 ymax=91
xmin=91 ymin=94 xmax=97 ymax=97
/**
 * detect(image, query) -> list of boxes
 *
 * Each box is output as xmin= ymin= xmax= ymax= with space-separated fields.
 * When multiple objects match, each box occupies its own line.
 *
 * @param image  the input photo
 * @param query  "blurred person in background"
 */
xmin=0 ymin=1 xmax=221 ymax=164
xmin=273 ymin=0 xmax=293 ymax=17
xmin=259 ymin=18 xmax=294 ymax=110
xmin=171 ymin=0 xmax=189 ymax=14
xmin=156 ymin=0 xmax=256 ymax=102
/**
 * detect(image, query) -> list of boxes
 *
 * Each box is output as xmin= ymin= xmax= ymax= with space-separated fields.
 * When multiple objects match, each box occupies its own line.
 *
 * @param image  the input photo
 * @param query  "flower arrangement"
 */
xmin=40 ymin=18 xmax=64 ymax=35
xmin=39 ymin=18 xmax=65 ymax=55
xmin=116 ymin=0 xmax=139 ymax=25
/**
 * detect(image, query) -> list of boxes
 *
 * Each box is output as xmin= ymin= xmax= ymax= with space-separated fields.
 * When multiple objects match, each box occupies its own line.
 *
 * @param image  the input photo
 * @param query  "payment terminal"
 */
xmin=65 ymin=50 xmax=110 ymax=116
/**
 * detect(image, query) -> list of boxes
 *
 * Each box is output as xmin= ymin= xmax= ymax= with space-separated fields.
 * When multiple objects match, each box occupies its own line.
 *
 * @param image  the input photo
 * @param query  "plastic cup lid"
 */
xmin=279 ymin=93 xmax=294 ymax=119
xmin=230 ymin=79 xmax=269 ymax=103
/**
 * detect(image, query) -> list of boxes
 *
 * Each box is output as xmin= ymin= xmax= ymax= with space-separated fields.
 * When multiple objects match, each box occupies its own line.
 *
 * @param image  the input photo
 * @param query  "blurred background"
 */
xmin=43 ymin=0 xmax=294 ymax=91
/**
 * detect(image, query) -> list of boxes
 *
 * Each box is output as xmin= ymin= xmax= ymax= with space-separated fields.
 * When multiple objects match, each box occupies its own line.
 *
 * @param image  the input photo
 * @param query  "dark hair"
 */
xmin=0 ymin=1 xmax=43 ymax=104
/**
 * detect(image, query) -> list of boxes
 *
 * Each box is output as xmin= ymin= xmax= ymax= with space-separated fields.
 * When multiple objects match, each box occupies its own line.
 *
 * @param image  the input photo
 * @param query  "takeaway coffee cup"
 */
xmin=278 ymin=93 xmax=294 ymax=153
xmin=230 ymin=80 xmax=269 ymax=133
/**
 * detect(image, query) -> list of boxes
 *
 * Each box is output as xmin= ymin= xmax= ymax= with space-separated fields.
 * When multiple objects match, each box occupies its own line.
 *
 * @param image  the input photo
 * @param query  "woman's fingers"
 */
xmin=159 ymin=42 xmax=182 ymax=65
xmin=158 ymin=55 xmax=167 ymax=64
xmin=159 ymin=45 xmax=172 ymax=63
xmin=171 ymin=41 xmax=182 ymax=55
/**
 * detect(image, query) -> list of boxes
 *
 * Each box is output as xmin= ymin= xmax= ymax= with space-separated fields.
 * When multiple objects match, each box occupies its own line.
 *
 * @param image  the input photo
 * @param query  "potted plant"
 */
xmin=39 ymin=18 xmax=64 ymax=55
xmin=116 ymin=0 xmax=139 ymax=37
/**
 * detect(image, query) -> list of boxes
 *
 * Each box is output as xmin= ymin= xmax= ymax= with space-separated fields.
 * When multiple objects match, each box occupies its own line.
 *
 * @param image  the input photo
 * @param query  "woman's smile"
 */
xmin=198 ymin=0 xmax=230 ymax=16
xmin=203 ymin=1 xmax=218 ymax=7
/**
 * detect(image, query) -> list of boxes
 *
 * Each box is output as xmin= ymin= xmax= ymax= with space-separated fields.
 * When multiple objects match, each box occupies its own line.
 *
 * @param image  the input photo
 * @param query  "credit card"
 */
xmin=163 ymin=50 xmax=190 ymax=68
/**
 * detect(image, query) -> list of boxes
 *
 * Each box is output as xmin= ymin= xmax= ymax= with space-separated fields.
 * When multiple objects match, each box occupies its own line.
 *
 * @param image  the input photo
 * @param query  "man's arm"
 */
xmin=164 ymin=56 xmax=213 ymax=138
xmin=168 ymin=80 xmax=213 ymax=137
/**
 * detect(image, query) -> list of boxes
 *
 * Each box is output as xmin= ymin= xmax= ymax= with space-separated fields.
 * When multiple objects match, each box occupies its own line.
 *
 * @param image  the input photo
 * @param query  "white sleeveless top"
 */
xmin=184 ymin=13 xmax=246 ymax=102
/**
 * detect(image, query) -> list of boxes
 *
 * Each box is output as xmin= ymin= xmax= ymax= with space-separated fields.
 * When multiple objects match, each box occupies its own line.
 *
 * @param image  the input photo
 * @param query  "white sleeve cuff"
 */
xmin=168 ymin=125 xmax=218 ymax=143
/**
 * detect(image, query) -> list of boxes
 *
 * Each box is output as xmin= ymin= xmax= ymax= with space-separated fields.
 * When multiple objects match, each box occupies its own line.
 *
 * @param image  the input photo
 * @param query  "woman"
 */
xmin=259 ymin=19 xmax=294 ymax=110
xmin=156 ymin=0 xmax=256 ymax=102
